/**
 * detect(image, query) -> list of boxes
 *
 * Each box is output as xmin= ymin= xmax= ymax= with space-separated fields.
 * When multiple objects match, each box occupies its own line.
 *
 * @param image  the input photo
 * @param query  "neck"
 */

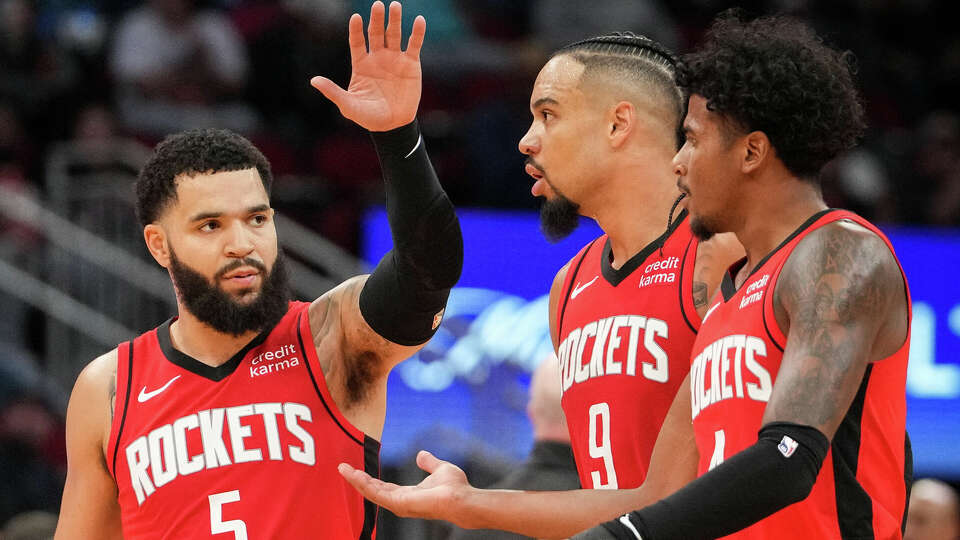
xmin=169 ymin=307 xmax=260 ymax=367
xmin=733 ymin=176 xmax=827 ymax=277
xmin=587 ymin=163 xmax=680 ymax=269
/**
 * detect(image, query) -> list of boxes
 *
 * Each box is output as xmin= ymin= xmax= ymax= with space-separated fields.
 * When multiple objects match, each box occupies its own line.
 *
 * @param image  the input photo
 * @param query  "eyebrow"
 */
xmin=188 ymin=204 xmax=271 ymax=222
xmin=532 ymin=97 xmax=560 ymax=110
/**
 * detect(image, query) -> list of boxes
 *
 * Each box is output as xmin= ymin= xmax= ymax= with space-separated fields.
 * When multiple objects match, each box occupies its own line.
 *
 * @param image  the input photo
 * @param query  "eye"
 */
xmin=199 ymin=221 xmax=219 ymax=232
xmin=250 ymin=214 xmax=268 ymax=226
xmin=541 ymin=110 xmax=553 ymax=121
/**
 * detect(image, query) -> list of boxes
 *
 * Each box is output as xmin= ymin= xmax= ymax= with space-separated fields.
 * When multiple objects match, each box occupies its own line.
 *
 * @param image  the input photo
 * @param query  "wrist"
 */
xmin=370 ymin=120 xmax=420 ymax=156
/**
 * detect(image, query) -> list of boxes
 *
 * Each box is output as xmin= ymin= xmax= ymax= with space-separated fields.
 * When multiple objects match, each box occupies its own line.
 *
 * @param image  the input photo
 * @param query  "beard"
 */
xmin=689 ymin=214 xmax=718 ymax=241
xmin=168 ymin=247 xmax=291 ymax=336
xmin=539 ymin=192 xmax=581 ymax=243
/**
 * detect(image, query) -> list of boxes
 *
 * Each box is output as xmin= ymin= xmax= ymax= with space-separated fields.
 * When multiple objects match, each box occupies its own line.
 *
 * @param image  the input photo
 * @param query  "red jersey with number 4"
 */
xmin=690 ymin=209 xmax=911 ymax=539
xmin=106 ymin=301 xmax=380 ymax=539
xmin=557 ymin=212 xmax=700 ymax=489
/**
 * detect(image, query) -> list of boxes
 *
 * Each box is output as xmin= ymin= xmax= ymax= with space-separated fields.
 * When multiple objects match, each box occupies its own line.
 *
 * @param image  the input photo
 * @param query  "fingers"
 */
xmin=406 ymin=15 xmax=426 ymax=58
xmin=310 ymin=76 xmax=350 ymax=112
xmin=367 ymin=1 xmax=385 ymax=53
xmin=385 ymin=1 xmax=402 ymax=50
xmin=416 ymin=450 xmax=445 ymax=473
xmin=347 ymin=13 xmax=365 ymax=64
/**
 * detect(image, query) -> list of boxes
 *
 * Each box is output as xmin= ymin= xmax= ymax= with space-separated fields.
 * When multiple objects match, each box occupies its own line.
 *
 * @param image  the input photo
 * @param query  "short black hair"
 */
xmin=554 ymin=32 xmax=685 ymax=148
xmin=677 ymin=12 xmax=866 ymax=178
xmin=135 ymin=128 xmax=273 ymax=226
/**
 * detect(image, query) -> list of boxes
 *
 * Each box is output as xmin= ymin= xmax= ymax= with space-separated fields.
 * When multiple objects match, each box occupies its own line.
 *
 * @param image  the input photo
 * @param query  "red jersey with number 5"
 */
xmin=557 ymin=212 xmax=700 ymax=489
xmin=690 ymin=209 xmax=911 ymax=539
xmin=106 ymin=301 xmax=380 ymax=539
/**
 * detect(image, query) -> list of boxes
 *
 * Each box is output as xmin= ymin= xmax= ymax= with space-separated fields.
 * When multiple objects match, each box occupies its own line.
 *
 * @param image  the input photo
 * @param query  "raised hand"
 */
xmin=338 ymin=450 xmax=471 ymax=522
xmin=311 ymin=1 xmax=425 ymax=132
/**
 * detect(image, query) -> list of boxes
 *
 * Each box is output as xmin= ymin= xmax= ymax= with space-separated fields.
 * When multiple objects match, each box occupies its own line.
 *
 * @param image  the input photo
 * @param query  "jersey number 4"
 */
xmin=588 ymin=402 xmax=618 ymax=489
xmin=209 ymin=490 xmax=248 ymax=539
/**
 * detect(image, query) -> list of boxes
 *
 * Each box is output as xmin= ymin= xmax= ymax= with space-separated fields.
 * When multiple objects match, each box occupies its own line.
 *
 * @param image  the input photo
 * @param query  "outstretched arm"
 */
xmin=592 ymin=221 xmax=908 ymax=540
xmin=309 ymin=1 xmax=462 ymax=374
xmin=339 ymin=374 xmax=699 ymax=538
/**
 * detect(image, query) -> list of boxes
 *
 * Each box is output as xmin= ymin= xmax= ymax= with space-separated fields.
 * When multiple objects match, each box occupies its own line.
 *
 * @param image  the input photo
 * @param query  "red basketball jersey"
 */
xmin=690 ymin=209 xmax=911 ymax=539
xmin=557 ymin=212 xmax=700 ymax=489
xmin=106 ymin=301 xmax=380 ymax=539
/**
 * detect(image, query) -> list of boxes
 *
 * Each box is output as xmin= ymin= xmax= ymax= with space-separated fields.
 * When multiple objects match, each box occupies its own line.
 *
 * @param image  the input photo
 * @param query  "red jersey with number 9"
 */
xmin=106 ymin=301 xmax=380 ymax=539
xmin=556 ymin=212 xmax=700 ymax=489
xmin=690 ymin=209 xmax=911 ymax=539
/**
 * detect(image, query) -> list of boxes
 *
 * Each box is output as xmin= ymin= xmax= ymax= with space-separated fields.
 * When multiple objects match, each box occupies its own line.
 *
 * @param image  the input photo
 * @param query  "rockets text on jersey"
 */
xmin=557 ymin=211 xmax=700 ymax=490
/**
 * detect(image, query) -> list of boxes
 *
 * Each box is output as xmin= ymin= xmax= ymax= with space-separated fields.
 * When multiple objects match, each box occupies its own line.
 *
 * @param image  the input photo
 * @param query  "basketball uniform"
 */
xmin=557 ymin=211 xmax=700 ymax=489
xmin=690 ymin=209 xmax=911 ymax=539
xmin=107 ymin=301 xmax=380 ymax=539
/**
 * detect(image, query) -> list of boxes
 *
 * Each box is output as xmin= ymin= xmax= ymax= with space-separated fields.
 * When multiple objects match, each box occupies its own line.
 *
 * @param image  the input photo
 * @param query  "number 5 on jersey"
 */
xmin=589 ymin=402 xmax=618 ymax=489
xmin=209 ymin=490 xmax=248 ymax=539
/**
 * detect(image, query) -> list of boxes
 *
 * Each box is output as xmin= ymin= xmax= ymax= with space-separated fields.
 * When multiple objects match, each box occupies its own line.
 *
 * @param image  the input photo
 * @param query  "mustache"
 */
xmin=525 ymin=157 xmax=546 ymax=175
xmin=215 ymin=258 xmax=267 ymax=280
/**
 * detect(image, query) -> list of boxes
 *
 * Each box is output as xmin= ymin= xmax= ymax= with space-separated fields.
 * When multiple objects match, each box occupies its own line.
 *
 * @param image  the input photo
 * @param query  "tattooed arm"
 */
xmin=55 ymin=350 xmax=123 ymax=539
xmin=766 ymin=220 xmax=908 ymax=434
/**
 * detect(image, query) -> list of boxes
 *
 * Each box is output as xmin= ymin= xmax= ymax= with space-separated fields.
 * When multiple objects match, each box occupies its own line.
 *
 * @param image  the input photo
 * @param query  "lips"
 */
xmin=526 ymin=163 xmax=548 ymax=197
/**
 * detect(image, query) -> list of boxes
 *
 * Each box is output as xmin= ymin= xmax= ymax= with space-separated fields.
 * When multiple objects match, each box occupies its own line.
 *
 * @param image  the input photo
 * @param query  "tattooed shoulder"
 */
xmin=109 ymin=366 xmax=117 ymax=421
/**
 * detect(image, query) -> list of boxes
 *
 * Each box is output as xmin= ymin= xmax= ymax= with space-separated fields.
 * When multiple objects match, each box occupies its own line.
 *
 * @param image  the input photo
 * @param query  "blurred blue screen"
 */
xmin=364 ymin=209 xmax=960 ymax=477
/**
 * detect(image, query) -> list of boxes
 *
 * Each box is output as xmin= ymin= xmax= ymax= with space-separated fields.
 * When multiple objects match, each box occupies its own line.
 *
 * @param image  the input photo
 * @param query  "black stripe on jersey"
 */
xmin=678 ymin=235 xmax=698 ymax=334
xmin=832 ymin=364 xmax=875 ymax=538
xmin=359 ymin=435 xmax=382 ymax=540
xmin=719 ymin=208 xmax=836 ymax=302
xmin=295 ymin=314 xmax=364 ymax=447
xmin=110 ymin=341 xmax=134 ymax=478
xmin=156 ymin=317 xmax=280 ymax=382
xmin=761 ymin=305 xmax=785 ymax=352
xmin=901 ymin=430 xmax=914 ymax=536
xmin=600 ymin=209 xmax=688 ymax=287
xmin=557 ymin=238 xmax=597 ymax=340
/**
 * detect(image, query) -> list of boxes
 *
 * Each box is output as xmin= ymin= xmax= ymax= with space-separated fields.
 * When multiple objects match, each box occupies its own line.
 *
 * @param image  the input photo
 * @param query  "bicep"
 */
xmin=56 ymin=362 xmax=122 ymax=539
xmin=762 ymin=224 xmax=899 ymax=439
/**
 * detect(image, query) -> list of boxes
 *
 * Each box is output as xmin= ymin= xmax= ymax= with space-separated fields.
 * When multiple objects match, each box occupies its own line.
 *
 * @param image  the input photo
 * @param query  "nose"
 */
xmin=224 ymin=222 xmax=255 ymax=258
xmin=672 ymin=151 xmax=686 ymax=178
xmin=518 ymin=126 xmax=538 ymax=156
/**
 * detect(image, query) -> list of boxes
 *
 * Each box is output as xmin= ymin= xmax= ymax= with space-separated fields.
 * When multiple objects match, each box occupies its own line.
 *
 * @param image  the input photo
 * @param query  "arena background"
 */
xmin=0 ymin=0 xmax=957 ymax=538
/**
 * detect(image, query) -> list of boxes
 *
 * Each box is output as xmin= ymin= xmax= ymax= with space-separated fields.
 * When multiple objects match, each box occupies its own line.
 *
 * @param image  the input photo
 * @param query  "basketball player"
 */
xmin=339 ymin=13 xmax=913 ymax=540
xmin=54 ymin=2 xmax=462 ymax=539
xmin=527 ymin=33 xmax=741 ymax=495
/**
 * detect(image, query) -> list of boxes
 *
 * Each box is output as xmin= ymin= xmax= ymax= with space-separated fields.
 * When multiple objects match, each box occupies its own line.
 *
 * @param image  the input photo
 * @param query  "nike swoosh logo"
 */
xmin=138 ymin=375 xmax=181 ymax=403
xmin=619 ymin=514 xmax=644 ymax=539
xmin=702 ymin=302 xmax=721 ymax=323
xmin=570 ymin=276 xmax=599 ymax=299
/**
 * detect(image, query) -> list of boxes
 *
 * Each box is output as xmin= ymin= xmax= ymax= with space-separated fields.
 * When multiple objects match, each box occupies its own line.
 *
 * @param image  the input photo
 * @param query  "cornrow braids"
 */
xmin=557 ymin=31 xmax=677 ymax=69
xmin=660 ymin=193 xmax=686 ymax=258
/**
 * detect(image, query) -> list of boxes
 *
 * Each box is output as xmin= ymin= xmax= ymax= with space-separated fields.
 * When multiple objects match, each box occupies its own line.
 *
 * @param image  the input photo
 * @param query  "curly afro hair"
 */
xmin=676 ymin=12 xmax=866 ymax=179
xmin=135 ymin=128 xmax=273 ymax=227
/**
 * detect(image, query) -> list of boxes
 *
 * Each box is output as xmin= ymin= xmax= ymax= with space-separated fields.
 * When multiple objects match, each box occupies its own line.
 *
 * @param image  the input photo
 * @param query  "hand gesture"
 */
xmin=339 ymin=450 xmax=470 ymax=522
xmin=311 ymin=1 xmax=425 ymax=132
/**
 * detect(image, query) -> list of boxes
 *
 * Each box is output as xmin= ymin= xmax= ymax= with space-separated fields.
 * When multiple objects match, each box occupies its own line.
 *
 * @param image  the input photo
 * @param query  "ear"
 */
xmin=608 ymin=101 xmax=634 ymax=149
xmin=741 ymin=131 xmax=771 ymax=174
xmin=144 ymin=224 xmax=171 ymax=268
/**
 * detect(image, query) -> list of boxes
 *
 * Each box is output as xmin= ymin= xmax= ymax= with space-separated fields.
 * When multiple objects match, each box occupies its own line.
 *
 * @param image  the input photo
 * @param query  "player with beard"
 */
xmin=54 ymin=3 xmax=462 ymax=539
xmin=339 ymin=12 xmax=913 ymax=540
xmin=524 ymin=33 xmax=743 ymax=496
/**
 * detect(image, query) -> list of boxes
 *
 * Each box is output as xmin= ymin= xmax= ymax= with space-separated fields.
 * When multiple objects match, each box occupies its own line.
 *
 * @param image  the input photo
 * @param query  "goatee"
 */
xmin=540 ymin=193 xmax=581 ymax=243
xmin=169 ymin=247 xmax=291 ymax=336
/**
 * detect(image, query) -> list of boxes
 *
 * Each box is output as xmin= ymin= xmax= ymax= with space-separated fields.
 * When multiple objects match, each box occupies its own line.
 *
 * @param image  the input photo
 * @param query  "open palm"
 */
xmin=311 ymin=1 xmax=425 ymax=132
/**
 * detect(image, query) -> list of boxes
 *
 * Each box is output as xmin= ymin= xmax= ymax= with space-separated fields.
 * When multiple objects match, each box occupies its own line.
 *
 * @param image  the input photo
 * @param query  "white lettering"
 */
xmin=198 ymin=408 xmax=232 ymax=468
xmin=148 ymin=424 xmax=177 ymax=488
xmin=126 ymin=436 xmax=154 ymax=505
xmin=173 ymin=414 xmax=204 ymax=476
xmin=284 ymin=403 xmax=315 ymax=466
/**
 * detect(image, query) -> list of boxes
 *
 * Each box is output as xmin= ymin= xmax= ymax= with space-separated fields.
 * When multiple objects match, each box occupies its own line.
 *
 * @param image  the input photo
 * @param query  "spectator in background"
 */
xmin=110 ymin=0 xmax=258 ymax=137
xmin=446 ymin=355 xmax=579 ymax=540
xmin=914 ymin=111 xmax=960 ymax=226
xmin=2 ymin=510 xmax=58 ymax=540
xmin=905 ymin=478 xmax=960 ymax=540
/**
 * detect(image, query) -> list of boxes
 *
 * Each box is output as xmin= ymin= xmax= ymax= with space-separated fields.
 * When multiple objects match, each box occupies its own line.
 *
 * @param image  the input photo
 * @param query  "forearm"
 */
xmin=454 ymin=485 xmax=651 ymax=539
xmin=361 ymin=121 xmax=463 ymax=345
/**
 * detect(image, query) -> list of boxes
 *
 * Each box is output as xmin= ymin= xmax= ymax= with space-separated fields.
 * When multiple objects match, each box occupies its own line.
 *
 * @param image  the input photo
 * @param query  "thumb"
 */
xmin=415 ymin=450 xmax=445 ymax=473
xmin=310 ymin=76 xmax=351 ymax=111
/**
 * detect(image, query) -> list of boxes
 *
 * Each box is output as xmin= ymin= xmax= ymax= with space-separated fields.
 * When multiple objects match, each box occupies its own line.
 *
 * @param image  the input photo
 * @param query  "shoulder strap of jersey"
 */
xmin=677 ymin=222 xmax=701 ymax=333
xmin=107 ymin=339 xmax=134 ymax=481
xmin=556 ymin=237 xmax=600 ymax=341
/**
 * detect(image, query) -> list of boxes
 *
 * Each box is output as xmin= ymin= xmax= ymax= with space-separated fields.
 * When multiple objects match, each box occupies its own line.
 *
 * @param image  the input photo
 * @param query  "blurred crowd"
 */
xmin=1 ymin=0 xmax=959 ymax=536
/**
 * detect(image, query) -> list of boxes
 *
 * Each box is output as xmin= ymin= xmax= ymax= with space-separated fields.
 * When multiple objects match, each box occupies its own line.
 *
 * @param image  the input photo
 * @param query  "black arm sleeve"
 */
xmin=359 ymin=121 xmax=463 ymax=346
xmin=598 ymin=422 xmax=830 ymax=540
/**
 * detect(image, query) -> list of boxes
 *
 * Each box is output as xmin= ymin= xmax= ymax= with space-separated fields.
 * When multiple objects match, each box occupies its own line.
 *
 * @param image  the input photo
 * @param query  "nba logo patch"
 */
xmin=778 ymin=435 xmax=799 ymax=458
xmin=432 ymin=309 xmax=445 ymax=330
